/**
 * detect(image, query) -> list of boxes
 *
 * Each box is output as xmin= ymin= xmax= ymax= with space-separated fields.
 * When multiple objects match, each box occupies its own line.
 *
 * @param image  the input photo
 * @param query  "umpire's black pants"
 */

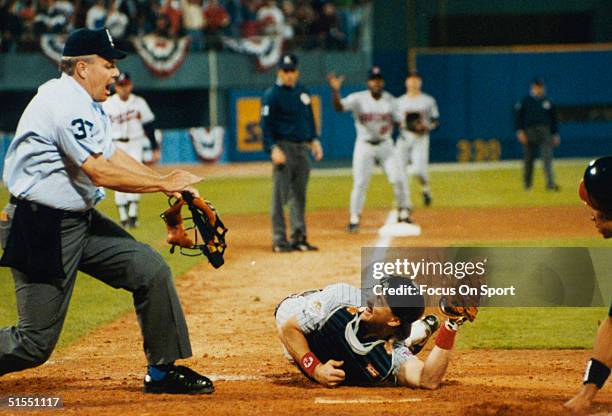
xmin=0 ymin=204 xmax=192 ymax=375
xmin=271 ymin=140 xmax=311 ymax=245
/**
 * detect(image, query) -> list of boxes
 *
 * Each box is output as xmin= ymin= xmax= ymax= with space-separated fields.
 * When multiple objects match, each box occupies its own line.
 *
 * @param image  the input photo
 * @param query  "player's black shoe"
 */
xmin=423 ymin=192 xmax=432 ymax=207
xmin=408 ymin=314 xmax=440 ymax=355
xmin=128 ymin=217 xmax=139 ymax=228
xmin=397 ymin=208 xmax=413 ymax=224
xmin=273 ymin=241 xmax=293 ymax=253
xmin=547 ymin=184 xmax=561 ymax=192
xmin=144 ymin=365 xmax=214 ymax=394
xmin=346 ymin=222 xmax=359 ymax=233
xmin=291 ymin=240 xmax=319 ymax=251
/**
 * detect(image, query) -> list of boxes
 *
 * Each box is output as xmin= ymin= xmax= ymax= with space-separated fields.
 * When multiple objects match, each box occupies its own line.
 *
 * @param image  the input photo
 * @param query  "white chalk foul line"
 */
xmin=315 ymin=397 xmax=422 ymax=404
xmin=208 ymin=374 xmax=267 ymax=382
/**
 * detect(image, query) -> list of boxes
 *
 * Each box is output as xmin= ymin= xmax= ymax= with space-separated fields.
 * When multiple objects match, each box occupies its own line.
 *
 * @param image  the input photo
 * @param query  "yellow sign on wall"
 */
xmin=236 ymin=95 xmax=321 ymax=153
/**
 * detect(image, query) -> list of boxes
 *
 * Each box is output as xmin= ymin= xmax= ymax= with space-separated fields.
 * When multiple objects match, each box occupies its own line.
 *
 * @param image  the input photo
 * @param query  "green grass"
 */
xmin=457 ymin=307 xmax=607 ymax=349
xmin=0 ymin=160 xmax=608 ymax=350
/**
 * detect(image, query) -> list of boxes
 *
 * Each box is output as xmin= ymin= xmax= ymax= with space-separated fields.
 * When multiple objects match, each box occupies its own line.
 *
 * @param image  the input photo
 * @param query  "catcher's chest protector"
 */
xmin=306 ymin=307 xmax=394 ymax=385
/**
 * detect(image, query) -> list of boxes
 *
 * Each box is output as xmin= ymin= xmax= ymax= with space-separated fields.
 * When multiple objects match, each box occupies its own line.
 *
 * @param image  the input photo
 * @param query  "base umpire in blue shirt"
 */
xmin=514 ymin=77 xmax=560 ymax=191
xmin=261 ymin=54 xmax=323 ymax=253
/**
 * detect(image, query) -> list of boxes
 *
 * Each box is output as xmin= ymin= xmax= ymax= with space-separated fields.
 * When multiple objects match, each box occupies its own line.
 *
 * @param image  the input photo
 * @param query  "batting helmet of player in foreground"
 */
xmin=565 ymin=156 xmax=612 ymax=413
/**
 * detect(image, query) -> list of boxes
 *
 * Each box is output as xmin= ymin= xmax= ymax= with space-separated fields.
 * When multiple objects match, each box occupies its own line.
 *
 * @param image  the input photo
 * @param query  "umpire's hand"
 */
xmin=313 ymin=359 xmax=345 ymax=387
xmin=310 ymin=139 xmax=323 ymax=161
xmin=271 ymin=146 xmax=286 ymax=165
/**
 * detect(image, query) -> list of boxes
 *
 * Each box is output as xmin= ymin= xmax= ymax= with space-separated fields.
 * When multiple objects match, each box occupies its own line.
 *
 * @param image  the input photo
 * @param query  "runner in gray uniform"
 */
xmin=328 ymin=67 xmax=412 ymax=233
xmin=395 ymin=71 xmax=439 ymax=207
xmin=275 ymin=279 xmax=474 ymax=388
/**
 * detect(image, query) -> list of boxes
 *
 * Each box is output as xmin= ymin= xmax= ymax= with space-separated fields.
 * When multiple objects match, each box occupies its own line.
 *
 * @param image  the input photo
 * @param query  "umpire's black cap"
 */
xmin=63 ymin=28 xmax=127 ymax=61
xmin=582 ymin=156 xmax=612 ymax=211
xmin=279 ymin=54 xmax=298 ymax=70
xmin=367 ymin=66 xmax=384 ymax=80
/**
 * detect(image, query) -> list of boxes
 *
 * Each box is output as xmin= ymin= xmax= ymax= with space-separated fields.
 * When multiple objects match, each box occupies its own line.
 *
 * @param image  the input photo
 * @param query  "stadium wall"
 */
xmin=414 ymin=47 xmax=612 ymax=163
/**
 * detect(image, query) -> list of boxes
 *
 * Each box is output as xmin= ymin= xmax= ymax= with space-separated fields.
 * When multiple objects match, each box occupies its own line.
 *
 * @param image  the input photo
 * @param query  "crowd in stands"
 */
xmin=0 ymin=0 xmax=371 ymax=53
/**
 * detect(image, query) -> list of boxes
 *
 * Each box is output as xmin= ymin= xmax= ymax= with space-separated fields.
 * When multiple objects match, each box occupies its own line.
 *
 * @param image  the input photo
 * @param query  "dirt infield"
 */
xmin=0 ymin=205 xmax=610 ymax=415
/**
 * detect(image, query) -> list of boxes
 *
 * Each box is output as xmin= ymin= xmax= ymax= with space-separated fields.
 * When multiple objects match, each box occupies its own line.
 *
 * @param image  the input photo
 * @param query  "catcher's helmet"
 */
xmin=579 ymin=156 xmax=612 ymax=211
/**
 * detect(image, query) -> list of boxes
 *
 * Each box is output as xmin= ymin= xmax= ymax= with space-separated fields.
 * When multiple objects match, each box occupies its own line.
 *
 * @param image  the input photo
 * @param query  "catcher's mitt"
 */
xmin=405 ymin=112 xmax=427 ymax=135
xmin=439 ymin=297 xmax=478 ymax=324
xmin=160 ymin=191 xmax=228 ymax=268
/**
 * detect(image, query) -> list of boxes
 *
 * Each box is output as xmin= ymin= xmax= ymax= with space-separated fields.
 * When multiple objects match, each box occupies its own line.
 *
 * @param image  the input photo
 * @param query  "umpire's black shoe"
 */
xmin=291 ymin=240 xmax=318 ymax=251
xmin=144 ymin=365 xmax=214 ymax=394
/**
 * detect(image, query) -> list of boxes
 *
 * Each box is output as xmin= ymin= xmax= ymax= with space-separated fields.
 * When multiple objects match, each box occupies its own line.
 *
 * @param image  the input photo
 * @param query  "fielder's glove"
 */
xmin=405 ymin=112 xmax=428 ymax=135
xmin=161 ymin=191 xmax=228 ymax=268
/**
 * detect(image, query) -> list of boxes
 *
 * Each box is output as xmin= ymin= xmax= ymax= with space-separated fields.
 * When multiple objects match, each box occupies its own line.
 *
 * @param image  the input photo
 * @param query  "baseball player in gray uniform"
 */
xmin=328 ymin=67 xmax=412 ymax=233
xmin=275 ymin=278 xmax=476 ymax=388
xmin=0 ymin=28 xmax=213 ymax=395
xmin=395 ymin=72 xmax=439 ymax=207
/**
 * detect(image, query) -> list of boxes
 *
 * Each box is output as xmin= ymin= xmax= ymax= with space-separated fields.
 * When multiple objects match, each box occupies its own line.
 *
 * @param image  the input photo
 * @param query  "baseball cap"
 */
xmin=531 ymin=77 xmax=545 ymax=86
xmin=279 ymin=54 xmax=298 ymax=71
xmin=117 ymin=72 xmax=131 ymax=85
xmin=63 ymin=28 xmax=127 ymax=61
xmin=367 ymin=66 xmax=384 ymax=80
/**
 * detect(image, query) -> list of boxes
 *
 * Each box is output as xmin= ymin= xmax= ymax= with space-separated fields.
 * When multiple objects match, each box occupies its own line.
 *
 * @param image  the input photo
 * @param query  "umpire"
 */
xmin=261 ymin=54 xmax=323 ymax=253
xmin=0 ymin=28 xmax=213 ymax=394
xmin=514 ymin=77 xmax=560 ymax=191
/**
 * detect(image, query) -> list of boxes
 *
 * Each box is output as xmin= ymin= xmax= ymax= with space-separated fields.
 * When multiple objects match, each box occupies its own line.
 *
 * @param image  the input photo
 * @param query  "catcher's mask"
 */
xmin=160 ymin=191 xmax=228 ymax=268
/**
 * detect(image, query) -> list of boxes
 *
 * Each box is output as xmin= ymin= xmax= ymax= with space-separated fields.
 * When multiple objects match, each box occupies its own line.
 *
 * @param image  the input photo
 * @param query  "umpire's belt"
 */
xmin=113 ymin=137 xmax=130 ymax=143
xmin=1 ymin=195 xmax=89 ymax=283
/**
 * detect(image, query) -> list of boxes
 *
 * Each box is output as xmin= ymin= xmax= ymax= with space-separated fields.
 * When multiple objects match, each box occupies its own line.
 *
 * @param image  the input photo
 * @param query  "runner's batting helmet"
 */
xmin=579 ymin=156 xmax=612 ymax=212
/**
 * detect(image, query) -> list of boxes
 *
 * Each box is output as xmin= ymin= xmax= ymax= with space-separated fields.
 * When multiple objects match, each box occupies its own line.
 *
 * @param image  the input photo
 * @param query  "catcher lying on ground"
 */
xmin=275 ymin=276 xmax=477 ymax=388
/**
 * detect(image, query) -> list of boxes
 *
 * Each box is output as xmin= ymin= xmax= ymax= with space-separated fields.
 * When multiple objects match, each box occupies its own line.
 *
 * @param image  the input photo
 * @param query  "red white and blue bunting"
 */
xmin=40 ymin=34 xmax=67 ymax=64
xmin=131 ymin=34 xmax=190 ymax=78
xmin=190 ymin=127 xmax=225 ymax=162
xmin=222 ymin=35 xmax=284 ymax=71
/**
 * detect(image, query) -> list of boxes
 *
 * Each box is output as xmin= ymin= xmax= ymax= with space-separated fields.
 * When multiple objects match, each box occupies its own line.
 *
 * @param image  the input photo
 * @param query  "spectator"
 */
xmin=203 ymin=0 xmax=230 ymax=50
xmin=160 ymin=0 xmax=182 ymax=37
xmin=180 ymin=0 xmax=204 ymax=51
xmin=106 ymin=0 xmax=129 ymax=40
xmin=239 ymin=0 xmax=259 ymax=37
xmin=86 ymin=0 xmax=107 ymax=30
xmin=154 ymin=12 xmax=172 ymax=37
xmin=292 ymin=0 xmax=315 ymax=48
xmin=256 ymin=0 xmax=290 ymax=39
xmin=33 ymin=0 xmax=72 ymax=35
xmin=0 ymin=0 xmax=22 ymax=52
xmin=312 ymin=1 xmax=346 ymax=49
xmin=223 ymin=0 xmax=241 ymax=36
xmin=139 ymin=0 xmax=160 ymax=35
